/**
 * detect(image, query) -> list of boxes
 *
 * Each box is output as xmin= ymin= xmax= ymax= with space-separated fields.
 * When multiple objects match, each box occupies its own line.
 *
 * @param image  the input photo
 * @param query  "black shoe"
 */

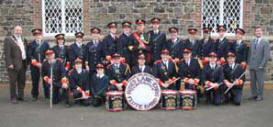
xmin=256 ymin=97 xmax=263 ymax=101
xmin=17 ymin=98 xmax=27 ymax=102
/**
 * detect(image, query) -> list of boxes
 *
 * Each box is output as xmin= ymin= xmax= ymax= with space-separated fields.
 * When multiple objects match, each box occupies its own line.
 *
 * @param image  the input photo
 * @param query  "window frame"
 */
xmin=41 ymin=0 xmax=83 ymax=37
xmin=201 ymin=0 xmax=244 ymax=37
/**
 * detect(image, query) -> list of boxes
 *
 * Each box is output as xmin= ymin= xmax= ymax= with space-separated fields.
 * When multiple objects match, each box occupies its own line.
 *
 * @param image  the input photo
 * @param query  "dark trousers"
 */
xmin=206 ymin=88 xmax=222 ymax=105
xmin=225 ymin=88 xmax=242 ymax=105
xmin=30 ymin=65 xmax=41 ymax=98
xmin=72 ymin=89 xmax=89 ymax=106
xmin=7 ymin=60 xmax=27 ymax=99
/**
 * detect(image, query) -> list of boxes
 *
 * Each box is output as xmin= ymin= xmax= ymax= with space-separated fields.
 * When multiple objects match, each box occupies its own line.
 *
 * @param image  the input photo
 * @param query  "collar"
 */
xmin=110 ymin=33 xmax=116 ymax=39
xmin=163 ymin=60 xmax=169 ymax=64
xmin=76 ymin=42 xmax=82 ymax=47
xmin=237 ymin=40 xmax=242 ymax=44
xmin=154 ymin=29 xmax=159 ymax=34
xmin=76 ymin=69 xmax=82 ymax=74
xmin=185 ymin=58 xmax=191 ymax=63
xmin=114 ymin=63 xmax=120 ymax=67
xmin=123 ymin=33 xmax=131 ymax=37
xmin=172 ymin=38 xmax=177 ymax=43
xmin=210 ymin=63 xmax=216 ymax=68
xmin=96 ymin=73 xmax=105 ymax=78
xmin=229 ymin=63 xmax=235 ymax=68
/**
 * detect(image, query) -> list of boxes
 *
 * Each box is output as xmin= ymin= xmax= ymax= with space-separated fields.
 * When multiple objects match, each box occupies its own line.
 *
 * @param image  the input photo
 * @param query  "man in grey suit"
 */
xmin=248 ymin=26 xmax=270 ymax=101
xmin=4 ymin=25 xmax=28 ymax=104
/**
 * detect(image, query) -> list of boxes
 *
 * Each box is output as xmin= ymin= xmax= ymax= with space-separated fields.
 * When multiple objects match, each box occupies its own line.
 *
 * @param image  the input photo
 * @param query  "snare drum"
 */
xmin=161 ymin=90 xmax=178 ymax=110
xmin=106 ymin=91 xmax=125 ymax=112
xmin=179 ymin=90 xmax=197 ymax=110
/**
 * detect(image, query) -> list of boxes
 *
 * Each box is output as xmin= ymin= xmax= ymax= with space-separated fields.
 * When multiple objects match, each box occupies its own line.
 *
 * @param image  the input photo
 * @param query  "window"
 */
xmin=42 ymin=0 xmax=83 ymax=36
xmin=202 ymin=0 xmax=243 ymax=36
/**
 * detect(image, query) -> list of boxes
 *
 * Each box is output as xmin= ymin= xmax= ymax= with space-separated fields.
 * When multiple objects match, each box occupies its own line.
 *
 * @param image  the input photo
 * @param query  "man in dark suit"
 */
xmin=90 ymin=63 xmax=109 ymax=107
xmin=178 ymin=49 xmax=201 ymax=90
xmin=214 ymin=25 xmax=233 ymax=65
xmin=184 ymin=26 xmax=201 ymax=58
xmin=86 ymin=28 xmax=104 ymax=76
xmin=129 ymin=19 xmax=152 ymax=66
xmin=248 ymin=26 xmax=270 ymax=101
xmin=199 ymin=27 xmax=216 ymax=64
xmin=131 ymin=54 xmax=153 ymax=75
xmin=117 ymin=21 xmax=133 ymax=66
xmin=202 ymin=52 xmax=224 ymax=105
xmin=148 ymin=18 xmax=166 ymax=64
xmin=52 ymin=34 xmax=70 ymax=71
xmin=153 ymin=49 xmax=178 ymax=90
xmin=4 ymin=25 xmax=28 ymax=103
xmin=102 ymin=22 xmax=119 ymax=60
xmin=223 ymin=52 xmax=245 ymax=105
xmin=68 ymin=58 xmax=90 ymax=106
xmin=42 ymin=50 xmax=68 ymax=106
xmin=164 ymin=27 xmax=185 ymax=63
xmin=68 ymin=32 xmax=86 ymax=66
xmin=27 ymin=28 xmax=50 ymax=101
xmin=107 ymin=53 xmax=131 ymax=91
xmin=230 ymin=28 xmax=248 ymax=69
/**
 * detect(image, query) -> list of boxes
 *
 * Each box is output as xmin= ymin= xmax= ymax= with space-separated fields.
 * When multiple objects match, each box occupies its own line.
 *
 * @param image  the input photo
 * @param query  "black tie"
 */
xmin=163 ymin=62 xmax=168 ymax=70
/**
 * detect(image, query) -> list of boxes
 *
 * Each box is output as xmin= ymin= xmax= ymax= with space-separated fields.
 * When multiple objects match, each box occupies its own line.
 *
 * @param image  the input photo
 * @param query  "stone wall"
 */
xmin=0 ymin=0 xmax=272 ymax=83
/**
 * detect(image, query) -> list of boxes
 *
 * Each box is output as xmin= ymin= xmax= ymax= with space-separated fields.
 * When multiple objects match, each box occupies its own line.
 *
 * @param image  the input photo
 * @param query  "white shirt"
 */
xmin=97 ymin=74 xmax=105 ymax=78
xmin=229 ymin=63 xmax=235 ymax=69
xmin=163 ymin=60 xmax=169 ymax=69
xmin=76 ymin=42 xmax=82 ymax=48
xmin=219 ymin=37 xmax=225 ymax=42
xmin=210 ymin=64 xmax=216 ymax=69
xmin=110 ymin=33 xmax=116 ymax=39
xmin=76 ymin=69 xmax=82 ymax=74
xmin=139 ymin=65 xmax=145 ymax=72
xmin=255 ymin=37 xmax=261 ymax=45
xmin=185 ymin=59 xmax=191 ymax=66
xmin=172 ymin=38 xmax=177 ymax=43
xmin=154 ymin=30 xmax=159 ymax=34
xmin=237 ymin=40 xmax=242 ymax=45
xmin=114 ymin=63 xmax=120 ymax=68
xmin=93 ymin=40 xmax=99 ymax=45
xmin=15 ymin=35 xmax=26 ymax=60
xmin=140 ymin=34 xmax=145 ymax=41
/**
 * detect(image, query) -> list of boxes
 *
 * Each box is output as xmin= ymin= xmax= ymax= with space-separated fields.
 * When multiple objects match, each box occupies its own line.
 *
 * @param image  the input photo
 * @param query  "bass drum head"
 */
xmin=125 ymin=73 xmax=161 ymax=111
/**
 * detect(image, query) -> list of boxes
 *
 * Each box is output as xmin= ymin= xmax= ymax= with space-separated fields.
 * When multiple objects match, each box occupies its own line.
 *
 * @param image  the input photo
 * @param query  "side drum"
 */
xmin=161 ymin=90 xmax=178 ymax=111
xmin=106 ymin=91 xmax=125 ymax=112
xmin=179 ymin=90 xmax=197 ymax=110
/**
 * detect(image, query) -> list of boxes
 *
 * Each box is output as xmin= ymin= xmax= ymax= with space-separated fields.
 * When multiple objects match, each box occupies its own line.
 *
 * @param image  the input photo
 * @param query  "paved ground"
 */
xmin=0 ymin=84 xmax=272 ymax=127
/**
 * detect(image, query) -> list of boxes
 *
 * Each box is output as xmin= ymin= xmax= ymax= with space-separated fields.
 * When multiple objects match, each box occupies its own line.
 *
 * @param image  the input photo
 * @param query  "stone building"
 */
xmin=0 ymin=0 xmax=272 ymax=83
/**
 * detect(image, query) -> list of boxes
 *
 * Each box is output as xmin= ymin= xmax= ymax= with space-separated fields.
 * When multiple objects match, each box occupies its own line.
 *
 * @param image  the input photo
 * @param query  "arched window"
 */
xmin=202 ymin=0 xmax=243 ymax=36
xmin=42 ymin=0 xmax=83 ymax=36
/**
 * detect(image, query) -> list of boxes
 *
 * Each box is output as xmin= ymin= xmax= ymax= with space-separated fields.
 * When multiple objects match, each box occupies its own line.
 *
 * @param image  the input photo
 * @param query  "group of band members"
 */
xmin=25 ymin=17 xmax=249 ymax=107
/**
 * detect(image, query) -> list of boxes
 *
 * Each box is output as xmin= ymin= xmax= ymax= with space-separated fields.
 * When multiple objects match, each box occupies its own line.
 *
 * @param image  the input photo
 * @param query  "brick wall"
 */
xmin=0 ymin=0 xmax=272 ymax=83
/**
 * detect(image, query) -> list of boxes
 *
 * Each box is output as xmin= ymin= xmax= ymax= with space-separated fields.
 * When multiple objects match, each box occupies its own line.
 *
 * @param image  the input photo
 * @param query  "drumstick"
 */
xmin=74 ymin=96 xmax=90 ymax=101
xmin=167 ymin=77 xmax=181 ymax=85
xmin=224 ymin=71 xmax=246 ymax=94
xmin=206 ymin=82 xmax=223 ymax=91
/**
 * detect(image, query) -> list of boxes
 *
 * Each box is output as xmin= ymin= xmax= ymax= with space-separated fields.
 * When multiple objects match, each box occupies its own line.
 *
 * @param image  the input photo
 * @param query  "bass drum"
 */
xmin=125 ymin=73 xmax=161 ymax=111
